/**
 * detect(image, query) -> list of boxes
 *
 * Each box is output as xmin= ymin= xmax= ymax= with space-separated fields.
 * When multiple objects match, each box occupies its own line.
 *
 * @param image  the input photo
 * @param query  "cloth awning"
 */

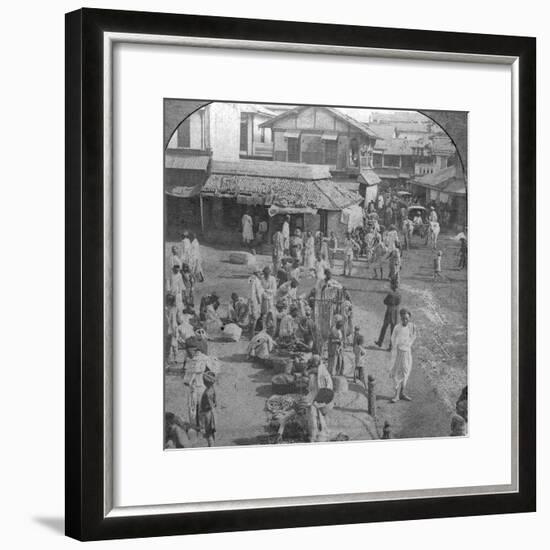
xmin=164 ymin=151 xmax=210 ymax=171
xmin=165 ymin=183 xmax=203 ymax=198
xmin=321 ymin=132 xmax=338 ymax=141
xmin=340 ymin=204 xmax=364 ymax=230
xmin=268 ymin=205 xmax=318 ymax=217
xmin=284 ymin=130 xmax=301 ymax=139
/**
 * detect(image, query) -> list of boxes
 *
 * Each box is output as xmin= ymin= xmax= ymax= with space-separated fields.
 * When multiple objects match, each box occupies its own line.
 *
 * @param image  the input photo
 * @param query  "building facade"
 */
xmin=259 ymin=106 xmax=378 ymax=177
xmin=238 ymin=104 xmax=276 ymax=160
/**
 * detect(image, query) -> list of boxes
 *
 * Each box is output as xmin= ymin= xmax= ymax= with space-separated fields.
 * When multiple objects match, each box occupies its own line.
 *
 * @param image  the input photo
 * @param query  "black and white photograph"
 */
xmin=164 ymin=100 xmax=468 ymax=448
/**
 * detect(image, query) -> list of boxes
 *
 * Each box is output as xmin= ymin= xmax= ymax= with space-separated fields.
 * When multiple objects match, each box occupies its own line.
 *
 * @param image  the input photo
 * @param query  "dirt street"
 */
xmin=165 ymin=230 xmax=467 ymax=447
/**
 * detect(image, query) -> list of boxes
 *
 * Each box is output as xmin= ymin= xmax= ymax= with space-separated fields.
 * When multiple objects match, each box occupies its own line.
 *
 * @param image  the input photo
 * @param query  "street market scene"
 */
xmin=164 ymin=101 xmax=468 ymax=449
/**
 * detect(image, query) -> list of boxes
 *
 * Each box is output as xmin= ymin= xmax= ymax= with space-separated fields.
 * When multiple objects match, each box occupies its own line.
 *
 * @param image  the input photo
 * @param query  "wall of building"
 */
xmin=165 ymin=168 xmax=205 ymax=189
xmin=209 ymin=103 xmax=241 ymax=161
xmin=326 ymin=210 xmax=350 ymax=243
xmin=303 ymin=213 xmax=321 ymax=235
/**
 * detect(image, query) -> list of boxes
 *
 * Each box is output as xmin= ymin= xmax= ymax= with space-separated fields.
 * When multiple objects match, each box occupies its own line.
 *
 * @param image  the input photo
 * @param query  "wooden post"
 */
xmin=199 ymin=194 xmax=205 ymax=234
xmin=367 ymin=375 xmax=376 ymax=417
xmin=382 ymin=421 xmax=391 ymax=439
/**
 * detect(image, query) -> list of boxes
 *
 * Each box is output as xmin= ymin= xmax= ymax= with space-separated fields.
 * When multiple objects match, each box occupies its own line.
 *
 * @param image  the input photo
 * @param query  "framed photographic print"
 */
xmin=65 ymin=7 xmax=536 ymax=541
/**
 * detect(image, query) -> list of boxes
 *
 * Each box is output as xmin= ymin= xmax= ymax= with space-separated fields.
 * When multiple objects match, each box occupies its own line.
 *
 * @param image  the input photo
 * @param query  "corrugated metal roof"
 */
xmin=211 ymin=159 xmax=331 ymax=180
xmin=415 ymin=165 xmax=457 ymax=187
xmin=201 ymin=173 xmax=361 ymax=211
xmin=443 ymin=179 xmax=466 ymax=195
xmin=165 ymin=150 xmax=210 ymax=171
xmin=368 ymin=124 xmax=396 ymax=140
xmin=394 ymin=122 xmax=431 ymax=133
xmin=370 ymin=111 xmax=426 ymax=124
xmin=239 ymin=104 xmax=277 ymax=117
xmin=374 ymin=138 xmax=415 ymax=156
xmin=413 ymin=165 xmax=466 ymax=195
xmin=431 ymin=135 xmax=455 ymax=155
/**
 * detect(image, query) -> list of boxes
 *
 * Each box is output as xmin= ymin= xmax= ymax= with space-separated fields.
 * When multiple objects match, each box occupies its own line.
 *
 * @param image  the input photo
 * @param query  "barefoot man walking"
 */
xmin=390 ymin=308 xmax=417 ymax=403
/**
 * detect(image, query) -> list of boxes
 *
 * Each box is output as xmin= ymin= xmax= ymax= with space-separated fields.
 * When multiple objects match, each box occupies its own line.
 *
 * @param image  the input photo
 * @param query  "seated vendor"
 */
xmin=289 ymin=259 xmax=302 ymax=281
xmin=204 ymin=297 xmax=223 ymax=337
xmin=298 ymin=307 xmax=315 ymax=349
xmin=247 ymin=319 xmax=275 ymax=360
xmin=229 ymin=292 xmax=250 ymax=327
xmin=165 ymin=412 xmax=192 ymax=448
xmin=278 ymin=306 xmax=299 ymax=341
xmin=276 ymin=278 xmax=298 ymax=304
xmin=276 ymin=259 xmax=290 ymax=286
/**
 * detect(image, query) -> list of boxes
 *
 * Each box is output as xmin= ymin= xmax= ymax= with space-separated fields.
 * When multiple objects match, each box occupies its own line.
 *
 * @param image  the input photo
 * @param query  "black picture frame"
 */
xmin=65 ymin=7 xmax=536 ymax=541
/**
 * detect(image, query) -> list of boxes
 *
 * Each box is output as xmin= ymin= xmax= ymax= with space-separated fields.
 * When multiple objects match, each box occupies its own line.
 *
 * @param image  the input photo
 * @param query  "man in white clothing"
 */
xmin=390 ymin=308 xmax=417 ymax=403
xmin=282 ymin=215 xmax=290 ymax=254
xmin=241 ymin=212 xmax=254 ymax=246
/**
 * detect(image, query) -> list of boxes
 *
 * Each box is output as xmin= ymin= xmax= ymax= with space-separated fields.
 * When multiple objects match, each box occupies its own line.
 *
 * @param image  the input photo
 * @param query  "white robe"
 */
xmin=248 ymin=276 xmax=264 ymax=319
xmin=189 ymin=239 xmax=204 ymax=280
xmin=241 ymin=214 xmax=254 ymax=242
xmin=304 ymin=237 xmax=316 ymax=270
xmin=181 ymin=237 xmax=192 ymax=266
xmin=282 ymin=221 xmax=290 ymax=250
xmin=390 ymin=323 xmax=417 ymax=388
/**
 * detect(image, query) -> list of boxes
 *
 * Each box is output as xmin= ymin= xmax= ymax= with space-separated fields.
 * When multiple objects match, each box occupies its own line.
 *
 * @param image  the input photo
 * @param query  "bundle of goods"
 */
xmin=313 ymin=387 xmax=335 ymax=415
xmin=216 ymin=302 xmax=232 ymax=322
xmin=271 ymin=373 xmax=295 ymax=394
xmin=265 ymin=394 xmax=297 ymax=414
xmin=293 ymin=371 xmax=310 ymax=394
xmin=276 ymin=340 xmax=311 ymax=353
xmin=265 ymin=394 xmax=310 ymax=444
xmin=266 ymin=355 xmax=293 ymax=374
xmin=292 ymin=353 xmax=311 ymax=374
xmin=229 ymin=251 xmax=256 ymax=266
xmin=332 ymin=375 xmax=349 ymax=394
xmin=219 ymin=322 xmax=242 ymax=342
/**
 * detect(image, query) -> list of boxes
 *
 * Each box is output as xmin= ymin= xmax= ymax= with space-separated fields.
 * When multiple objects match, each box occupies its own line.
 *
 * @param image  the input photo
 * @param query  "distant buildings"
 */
xmin=164 ymin=101 xmax=466 ymax=240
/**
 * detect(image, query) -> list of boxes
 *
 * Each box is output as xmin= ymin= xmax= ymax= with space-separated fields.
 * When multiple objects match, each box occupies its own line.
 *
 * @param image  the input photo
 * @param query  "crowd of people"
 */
xmin=165 ymin=191 xmax=467 ymax=447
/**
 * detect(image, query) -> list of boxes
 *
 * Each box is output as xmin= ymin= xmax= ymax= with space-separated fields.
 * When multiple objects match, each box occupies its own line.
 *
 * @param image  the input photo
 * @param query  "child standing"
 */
xmin=353 ymin=333 xmax=368 ymax=390
xmin=199 ymin=371 xmax=217 ymax=447
xmin=433 ymin=250 xmax=443 ymax=280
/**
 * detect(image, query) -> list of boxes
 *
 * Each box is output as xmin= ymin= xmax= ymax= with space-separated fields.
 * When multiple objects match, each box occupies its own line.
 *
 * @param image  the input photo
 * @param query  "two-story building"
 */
xmin=259 ymin=105 xmax=378 ymax=177
xmin=238 ymin=104 xmax=277 ymax=160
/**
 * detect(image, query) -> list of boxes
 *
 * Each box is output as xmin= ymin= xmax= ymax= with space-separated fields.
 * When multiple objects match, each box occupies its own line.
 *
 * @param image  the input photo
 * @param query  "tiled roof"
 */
xmin=201 ymin=171 xmax=361 ymax=211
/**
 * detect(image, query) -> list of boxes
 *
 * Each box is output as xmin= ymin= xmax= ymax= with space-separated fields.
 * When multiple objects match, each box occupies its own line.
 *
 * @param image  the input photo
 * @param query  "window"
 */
xmin=383 ymin=154 xmax=400 ymax=168
xmin=177 ymin=118 xmax=191 ymax=148
xmin=324 ymin=140 xmax=337 ymax=165
xmin=260 ymin=127 xmax=266 ymax=143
